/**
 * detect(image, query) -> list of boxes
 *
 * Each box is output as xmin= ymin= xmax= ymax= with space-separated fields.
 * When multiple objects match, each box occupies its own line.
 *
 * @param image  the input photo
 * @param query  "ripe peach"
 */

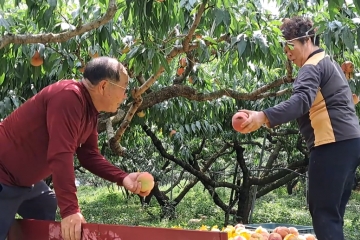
xmin=188 ymin=77 xmax=193 ymax=84
xmin=233 ymin=236 xmax=247 ymax=240
xmin=177 ymin=67 xmax=185 ymax=76
xmin=274 ymin=227 xmax=290 ymax=238
xmin=250 ymin=232 xmax=264 ymax=240
xmin=179 ymin=57 xmax=187 ymax=67
xmin=341 ymin=61 xmax=354 ymax=80
xmin=261 ymin=232 xmax=270 ymax=239
xmin=268 ymin=232 xmax=282 ymax=240
xmin=234 ymin=223 xmax=245 ymax=230
xmin=303 ymin=234 xmax=316 ymax=240
xmin=255 ymin=226 xmax=270 ymax=238
xmin=232 ymin=112 xmax=248 ymax=132
xmin=89 ymin=50 xmax=99 ymax=58
xmin=169 ymin=130 xmax=176 ymax=137
xmin=341 ymin=61 xmax=354 ymax=73
xmin=288 ymin=227 xmax=299 ymax=236
xmin=284 ymin=233 xmax=298 ymax=240
xmin=137 ymin=172 xmax=154 ymax=192
xmin=30 ymin=51 xmax=43 ymax=67
xmin=237 ymin=229 xmax=252 ymax=240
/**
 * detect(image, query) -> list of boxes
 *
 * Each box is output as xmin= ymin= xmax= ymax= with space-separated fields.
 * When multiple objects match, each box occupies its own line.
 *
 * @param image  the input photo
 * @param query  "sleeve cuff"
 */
xmin=116 ymin=172 xmax=130 ymax=186
xmin=60 ymin=207 xmax=81 ymax=219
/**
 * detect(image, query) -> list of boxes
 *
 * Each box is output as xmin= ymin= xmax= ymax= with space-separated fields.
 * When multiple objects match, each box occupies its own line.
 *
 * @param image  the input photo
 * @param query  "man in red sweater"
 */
xmin=0 ymin=57 xmax=152 ymax=240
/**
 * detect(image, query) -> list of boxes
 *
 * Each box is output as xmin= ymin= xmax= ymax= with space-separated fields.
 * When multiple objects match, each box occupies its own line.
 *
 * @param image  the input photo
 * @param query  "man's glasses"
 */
xmin=108 ymin=80 xmax=127 ymax=91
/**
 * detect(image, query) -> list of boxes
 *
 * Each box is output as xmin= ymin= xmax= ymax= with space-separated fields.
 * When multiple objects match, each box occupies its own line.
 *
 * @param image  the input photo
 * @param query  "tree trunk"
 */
xmin=235 ymin=184 xmax=252 ymax=224
xmin=233 ymin=141 xmax=252 ymax=224
xmin=286 ymin=178 xmax=299 ymax=195
xmin=151 ymin=182 xmax=176 ymax=220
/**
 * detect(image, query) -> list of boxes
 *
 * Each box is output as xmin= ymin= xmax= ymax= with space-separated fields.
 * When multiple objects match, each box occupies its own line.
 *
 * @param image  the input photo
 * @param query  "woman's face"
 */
xmin=283 ymin=37 xmax=311 ymax=68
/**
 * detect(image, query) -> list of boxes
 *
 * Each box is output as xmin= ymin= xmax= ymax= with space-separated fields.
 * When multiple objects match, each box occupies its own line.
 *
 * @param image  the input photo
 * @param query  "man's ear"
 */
xmin=97 ymin=80 xmax=107 ymax=95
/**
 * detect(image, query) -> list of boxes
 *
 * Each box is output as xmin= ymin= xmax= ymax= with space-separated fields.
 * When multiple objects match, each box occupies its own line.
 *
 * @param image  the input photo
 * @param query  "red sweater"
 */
xmin=0 ymin=80 xmax=129 ymax=218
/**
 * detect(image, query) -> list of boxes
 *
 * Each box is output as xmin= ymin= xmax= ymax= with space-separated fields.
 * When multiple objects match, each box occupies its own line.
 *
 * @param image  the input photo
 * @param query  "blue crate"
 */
xmin=245 ymin=223 xmax=315 ymax=234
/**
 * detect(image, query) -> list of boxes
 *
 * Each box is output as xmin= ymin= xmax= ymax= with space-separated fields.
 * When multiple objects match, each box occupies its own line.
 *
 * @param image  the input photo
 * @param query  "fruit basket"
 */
xmin=245 ymin=223 xmax=315 ymax=235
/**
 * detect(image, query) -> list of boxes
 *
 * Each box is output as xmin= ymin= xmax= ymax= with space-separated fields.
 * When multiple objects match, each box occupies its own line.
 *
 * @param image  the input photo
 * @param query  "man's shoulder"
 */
xmin=42 ymin=79 xmax=84 ymax=98
xmin=49 ymin=79 xmax=81 ymax=91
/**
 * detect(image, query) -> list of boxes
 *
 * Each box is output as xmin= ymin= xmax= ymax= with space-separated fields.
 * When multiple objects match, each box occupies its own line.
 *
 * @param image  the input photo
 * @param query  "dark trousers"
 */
xmin=0 ymin=180 xmax=57 ymax=240
xmin=308 ymin=138 xmax=360 ymax=240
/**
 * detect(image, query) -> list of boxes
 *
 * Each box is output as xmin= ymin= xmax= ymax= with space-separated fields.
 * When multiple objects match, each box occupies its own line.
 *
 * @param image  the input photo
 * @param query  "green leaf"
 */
xmin=254 ymin=31 xmax=268 ymax=54
xmin=126 ymin=46 xmax=140 ymax=60
xmin=0 ymin=17 xmax=9 ymax=30
xmin=324 ymin=32 xmax=331 ymax=48
xmin=328 ymin=0 xmax=340 ymax=19
xmin=0 ymin=72 xmax=4 ymax=85
xmin=3 ymin=97 xmax=11 ymax=110
xmin=191 ymin=123 xmax=196 ymax=133
xmin=354 ymin=0 xmax=360 ymax=15
xmin=357 ymin=28 xmax=360 ymax=49
xmin=349 ymin=80 xmax=356 ymax=92
xmin=236 ymin=38 xmax=247 ymax=58
xmin=47 ymin=0 xmax=57 ymax=8
xmin=196 ymin=121 xmax=201 ymax=130
xmin=185 ymin=124 xmax=190 ymax=133
xmin=158 ymin=53 xmax=170 ymax=74
xmin=0 ymin=101 xmax=4 ymax=117
xmin=334 ymin=0 xmax=344 ymax=6
xmin=342 ymin=27 xmax=355 ymax=52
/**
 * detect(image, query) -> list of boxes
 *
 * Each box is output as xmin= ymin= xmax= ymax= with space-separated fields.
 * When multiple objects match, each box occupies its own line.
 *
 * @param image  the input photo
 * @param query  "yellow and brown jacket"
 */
xmin=263 ymin=49 xmax=360 ymax=150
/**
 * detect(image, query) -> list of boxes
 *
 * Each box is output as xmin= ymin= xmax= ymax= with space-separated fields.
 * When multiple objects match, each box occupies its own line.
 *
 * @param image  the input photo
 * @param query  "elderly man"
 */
xmin=0 ymin=57 xmax=152 ymax=240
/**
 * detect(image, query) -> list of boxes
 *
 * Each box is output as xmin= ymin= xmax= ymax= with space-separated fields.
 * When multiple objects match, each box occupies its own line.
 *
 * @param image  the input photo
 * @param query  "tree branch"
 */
xmin=0 ymin=0 xmax=117 ymax=49
xmin=163 ymin=169 xmax=186 ymax=194
xmin=256 ymin=169 xmax=305 ymax=198
xmin=97 ymin=80 xmax=294 ymax=135
xmin=202 ymin=143 xmax=232 ymax=171
xmin=182 ymin=0 xmax=208 ymax=52
xmin=173 ymin=178 xmax=200 ymax=206
xmin=142 ymin=124 xmax=239 ymax=191
xmin=109 ymin=93 xmax=143 ymax=155
xmin=250 ymin=158 xmax=308 ymax=185
xmin=202 ymin=182 xmax=237 ymax=215
xmin=262 ymin=141 xmax=282 ymax=177
xmin=136 ymin=81 xmax=293 ymax=112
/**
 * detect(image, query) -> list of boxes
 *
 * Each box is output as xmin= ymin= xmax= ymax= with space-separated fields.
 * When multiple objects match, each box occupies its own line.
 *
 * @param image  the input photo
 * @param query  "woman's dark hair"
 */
xmin=280 ymin=16 xmax=320 ymax=46
xmin=83 ymin=56 xmax=122 ymax=85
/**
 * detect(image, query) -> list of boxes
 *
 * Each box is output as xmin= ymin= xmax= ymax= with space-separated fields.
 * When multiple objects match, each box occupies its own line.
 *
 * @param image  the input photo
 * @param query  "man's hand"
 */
xmin=61 ymin=212 xmax=86 ymax=240
xmin=122 ymin=172 xmax=153 ymax=197
xmin=238 ymin=110 xmax=269 ymax=133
